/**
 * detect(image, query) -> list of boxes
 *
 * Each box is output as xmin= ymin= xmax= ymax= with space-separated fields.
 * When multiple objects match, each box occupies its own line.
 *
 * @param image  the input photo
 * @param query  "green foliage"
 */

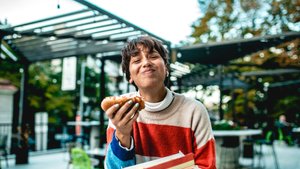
xmin=192 ymin=0 xmax=300 ymax=43
xmin=71 ymin=148 xmax=92 ymax=169
xmin=0 ymin=58 xmax=22 ymax=87
xmin=212 ymin=120 xmax=241 ymax=130
xmin=1 ymin=54 xmax=112 ymax=125
xmin=275 ymin=95 xmax=300 ymax=113
xmin=189 ymin=0 xmax=300 ymax=127
xmin=28 ymin=61 xmax=76 ymax=123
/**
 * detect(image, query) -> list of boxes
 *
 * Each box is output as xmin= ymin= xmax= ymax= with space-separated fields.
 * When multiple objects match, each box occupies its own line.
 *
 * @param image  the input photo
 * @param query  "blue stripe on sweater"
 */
xmin=111 ymin=130 xmax=135 ymax=161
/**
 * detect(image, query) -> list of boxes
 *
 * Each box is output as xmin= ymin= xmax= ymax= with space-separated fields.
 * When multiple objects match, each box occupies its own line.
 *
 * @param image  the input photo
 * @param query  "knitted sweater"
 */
xmin=105 ymin=92 xmax=216 ymax=169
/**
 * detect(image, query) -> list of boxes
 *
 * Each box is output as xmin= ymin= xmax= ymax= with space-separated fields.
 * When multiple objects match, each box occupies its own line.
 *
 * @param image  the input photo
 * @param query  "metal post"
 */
xmin=78 ymin=61 xmax=86 ymax=117
xmin=218 ymin=65 xmax=224 ymax=120
xmin=231 ymin=74 xmax=236 ymax=123
xmin=16 ymin=60 xmax=29 ymax=164
xmin=77 ymin=61 xmax=85 ymax=143
xmin=99 ymin=57 xmax=106 ymax=147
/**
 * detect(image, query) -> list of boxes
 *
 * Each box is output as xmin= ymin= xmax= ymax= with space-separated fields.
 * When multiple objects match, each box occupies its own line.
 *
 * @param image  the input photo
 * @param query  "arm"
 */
xmin=192 ymin=101 xmax=216 ymax=169
xmin=105 ymin=130 xmax=135 ymax=169
xmin=104 ymin=100 xmax=140 ymax=168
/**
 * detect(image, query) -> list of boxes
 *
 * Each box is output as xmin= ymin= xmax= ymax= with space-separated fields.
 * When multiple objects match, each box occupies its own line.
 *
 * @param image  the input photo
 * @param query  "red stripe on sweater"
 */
xmin=194 ymin=138 xmax=216 ymax=169
xmin=133 ymin=123 xmax=194 ymax=157
xmin=106 ymin=123 xmax=216 ymax=168
xmin=107 ymin=127 xmax=115 ymax=144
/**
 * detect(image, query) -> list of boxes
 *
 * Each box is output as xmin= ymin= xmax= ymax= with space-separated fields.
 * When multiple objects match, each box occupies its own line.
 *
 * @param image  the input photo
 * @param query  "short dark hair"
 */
xmin=121 ymin=36 xmax=170 ymax=82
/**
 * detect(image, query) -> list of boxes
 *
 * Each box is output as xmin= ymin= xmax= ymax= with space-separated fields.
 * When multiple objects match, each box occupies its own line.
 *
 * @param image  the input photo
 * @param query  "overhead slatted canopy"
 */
xmin=182 ymin=74 xmax=250 ymax=89
xmin=0 ymin=0 xmax=170 ymax=63
xmin=176 ymin=31 xmax=300 ymax=65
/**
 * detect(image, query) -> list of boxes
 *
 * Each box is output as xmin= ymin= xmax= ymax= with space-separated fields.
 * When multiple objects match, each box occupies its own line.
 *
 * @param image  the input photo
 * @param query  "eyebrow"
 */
xmin=130 ymin=47 xmax=159 ymax=58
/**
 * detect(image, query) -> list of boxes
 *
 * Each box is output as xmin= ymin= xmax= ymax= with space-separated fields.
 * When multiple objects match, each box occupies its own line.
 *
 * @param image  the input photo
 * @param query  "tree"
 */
xmin=28 ymin=60 xmax=75 ymax=124
xmin=193 ymin=0 xmax=300 ymax=43
xmin=0 ymin=58 xmax=22 ymax=87
xmin=189 ymin=0 xmax=300 ymax=127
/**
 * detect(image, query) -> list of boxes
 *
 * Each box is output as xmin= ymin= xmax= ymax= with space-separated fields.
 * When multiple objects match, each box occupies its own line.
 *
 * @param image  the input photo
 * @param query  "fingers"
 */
xmin=105 ymin=99 xmax=140 ymax=128
xmin=114 ymin=100 xmax=133 ymax=121
xmin=124 ymin=103 xmax=140 ymax=124
xmin=105 ymin=104 xmax=120 ymax=119
xmin=105 ymin=99 xmax=133 ymax=119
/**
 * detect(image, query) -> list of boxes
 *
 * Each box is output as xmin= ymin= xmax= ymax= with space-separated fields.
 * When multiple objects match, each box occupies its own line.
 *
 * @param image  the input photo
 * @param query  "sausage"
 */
xmin=101 ymin=95 xmax=145 ymax=111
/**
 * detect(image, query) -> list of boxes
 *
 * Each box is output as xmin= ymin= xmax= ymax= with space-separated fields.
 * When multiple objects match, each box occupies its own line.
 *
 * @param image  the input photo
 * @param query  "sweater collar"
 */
xmin=138 ymin=88 xmax=174 ymax=112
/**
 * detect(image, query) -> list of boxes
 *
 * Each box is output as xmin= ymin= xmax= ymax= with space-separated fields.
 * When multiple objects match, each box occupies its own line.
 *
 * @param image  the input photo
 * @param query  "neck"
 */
xmin=139 ymin=85 xmax=167 ymax=102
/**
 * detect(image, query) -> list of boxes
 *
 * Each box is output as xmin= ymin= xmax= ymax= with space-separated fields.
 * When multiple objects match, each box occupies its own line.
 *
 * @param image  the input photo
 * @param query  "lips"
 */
xmin=142 ymin=69 xmax=155 ymax=75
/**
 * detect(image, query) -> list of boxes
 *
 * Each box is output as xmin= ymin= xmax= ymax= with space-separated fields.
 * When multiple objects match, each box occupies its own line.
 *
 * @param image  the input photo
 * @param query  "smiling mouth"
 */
xmin=142 ymin=69 xmax=155 ymax=74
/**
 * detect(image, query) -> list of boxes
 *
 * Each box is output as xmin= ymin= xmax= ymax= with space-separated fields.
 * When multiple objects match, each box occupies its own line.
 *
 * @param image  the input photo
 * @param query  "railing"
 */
xmin=0 ymin=123 xmax=12 ymax=135
xmin=0 ymin=122 xmax=100 ymax=153
xmin=0 ymin=123 xmax=12 ymax=154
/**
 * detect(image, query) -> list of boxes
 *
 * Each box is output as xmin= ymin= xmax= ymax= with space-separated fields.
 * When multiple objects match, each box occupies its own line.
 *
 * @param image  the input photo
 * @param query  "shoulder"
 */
xmin=173 ymin=92 xmax=207 ymax=112
xmin=172 ymin=93 xmax=212 ymax=130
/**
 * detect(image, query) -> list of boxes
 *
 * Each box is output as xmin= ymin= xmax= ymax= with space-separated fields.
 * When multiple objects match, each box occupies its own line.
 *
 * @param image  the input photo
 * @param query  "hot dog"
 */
xmin=101 ymin=95 xmax=145 ymax=111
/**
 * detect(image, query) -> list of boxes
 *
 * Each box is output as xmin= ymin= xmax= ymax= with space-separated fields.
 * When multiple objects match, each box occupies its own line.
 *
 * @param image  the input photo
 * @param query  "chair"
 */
xmin=66 ymin=142 xmax=78 ymax=169
xmin=0 ymin=135 xmax=9 ymax=169
xmin=255 ymin=130 xmax=280 ymax=169
xmin=70 ymin=147 xmax=92 ymax=169
xmin=65 ymin=134 xmax=93 ymax=168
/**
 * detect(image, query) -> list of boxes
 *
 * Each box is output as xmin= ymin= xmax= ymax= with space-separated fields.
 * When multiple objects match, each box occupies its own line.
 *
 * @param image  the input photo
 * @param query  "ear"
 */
xmin=129 ymin=78 xmax=133 ymax=83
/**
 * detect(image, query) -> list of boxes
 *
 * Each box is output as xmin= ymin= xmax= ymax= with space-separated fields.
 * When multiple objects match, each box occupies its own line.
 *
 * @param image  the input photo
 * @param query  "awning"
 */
xmin=0 ymin=0 xmax=170 ymax=63
xmin=181 ymin=74 xmax=249 ymax=89
xmin=176 ymin=31 xmax=300 ymax=65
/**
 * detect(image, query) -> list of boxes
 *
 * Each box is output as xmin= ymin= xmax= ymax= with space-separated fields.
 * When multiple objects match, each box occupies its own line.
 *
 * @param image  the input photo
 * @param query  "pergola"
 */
xmin=174 ymin=31 xmax=300 ymax=121
xmin=174 ymin=32 xmax=300 ymax=93
xmin=176 ymin=31 xmax=300 ymax=65
xmin=0 ymin=0 xmax=170 ymax=155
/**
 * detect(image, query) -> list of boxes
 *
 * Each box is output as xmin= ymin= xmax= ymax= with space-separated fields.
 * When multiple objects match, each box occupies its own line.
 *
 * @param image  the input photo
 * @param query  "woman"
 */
xmin=104 ymin=36 xmax=216 ymax=168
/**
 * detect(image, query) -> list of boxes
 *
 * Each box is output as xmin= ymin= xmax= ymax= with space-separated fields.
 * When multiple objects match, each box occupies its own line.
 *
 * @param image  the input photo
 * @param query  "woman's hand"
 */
xmin=105 ymin=100 xmax=140 ymax=148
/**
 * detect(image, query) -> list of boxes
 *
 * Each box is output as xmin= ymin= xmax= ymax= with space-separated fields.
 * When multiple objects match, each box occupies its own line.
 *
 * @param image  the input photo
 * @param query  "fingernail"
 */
xmin=135 ymin=103 xmax=139 ymax=108
xmin=130 ymin=113 xmax=135 ymax=119
xmin=127 ymin=100 xmax=133 ymax=105
xmin=114 ymin=104 xmax=119 ymax=108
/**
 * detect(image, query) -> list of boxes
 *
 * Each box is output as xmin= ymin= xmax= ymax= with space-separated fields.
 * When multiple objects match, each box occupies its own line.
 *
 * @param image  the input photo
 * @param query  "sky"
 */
xmin=0 ymin=0 xmax=201 ymax=45
xmin=1 ymin=0 xmax=219 ymax=105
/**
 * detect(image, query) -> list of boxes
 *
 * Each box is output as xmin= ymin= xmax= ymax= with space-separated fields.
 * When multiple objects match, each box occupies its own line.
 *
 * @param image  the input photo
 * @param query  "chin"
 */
xmin=138 ymin=82 xmax=163 ymax=89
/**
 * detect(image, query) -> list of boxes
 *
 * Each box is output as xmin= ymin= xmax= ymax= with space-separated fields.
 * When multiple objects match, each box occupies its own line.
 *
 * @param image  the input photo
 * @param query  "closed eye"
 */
xmin=150 ymin=53 xmax=160 ymax=59
xmin=132 ymin=59 xmax=141 ymax=64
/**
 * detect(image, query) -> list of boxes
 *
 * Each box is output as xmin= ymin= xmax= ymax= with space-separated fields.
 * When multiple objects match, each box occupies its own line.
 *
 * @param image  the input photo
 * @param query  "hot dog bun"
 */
xmin=101 ymin=95 xmax=145 ymax=111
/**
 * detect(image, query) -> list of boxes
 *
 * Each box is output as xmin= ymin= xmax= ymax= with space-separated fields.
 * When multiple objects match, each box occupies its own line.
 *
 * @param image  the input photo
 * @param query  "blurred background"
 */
xmin=0 ymin=0 xmax=299 ymax=169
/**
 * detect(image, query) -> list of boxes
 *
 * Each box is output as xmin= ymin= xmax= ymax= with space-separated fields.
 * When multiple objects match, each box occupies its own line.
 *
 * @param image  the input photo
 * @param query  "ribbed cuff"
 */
xmin=111 ymin=130 xmax=135 ymax=160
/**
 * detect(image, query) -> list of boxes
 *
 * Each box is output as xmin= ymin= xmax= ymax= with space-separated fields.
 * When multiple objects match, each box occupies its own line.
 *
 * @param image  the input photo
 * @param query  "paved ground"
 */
xmin=1 ymin=150 xmax=69 ymax=169
xmin=1 ymin=142 xmax=299 ymax=169
xmin=240 ymin=141 xmax=300 ymax=169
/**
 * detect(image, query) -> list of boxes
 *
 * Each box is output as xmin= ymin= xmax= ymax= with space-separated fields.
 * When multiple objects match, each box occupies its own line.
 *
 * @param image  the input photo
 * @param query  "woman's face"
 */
xmin=129 ymin=45 xmax=167 ymax=90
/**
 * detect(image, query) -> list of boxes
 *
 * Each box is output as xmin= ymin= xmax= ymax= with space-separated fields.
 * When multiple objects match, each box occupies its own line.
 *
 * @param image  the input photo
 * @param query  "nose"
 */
xmin=142 ymin=57 xmax=152 ymax=67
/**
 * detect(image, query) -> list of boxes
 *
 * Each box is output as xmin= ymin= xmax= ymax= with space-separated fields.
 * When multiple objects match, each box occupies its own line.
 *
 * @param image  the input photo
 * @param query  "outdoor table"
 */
xmin=292 ymin=127 xmax=300 ymax=146
xmin=85 ymin=147 xmax=106 ymax=156
xmin=213 ymin=129 xmax=262 ymax=150
xmin=292 ymin=127 xmax=300 ymax=133
xmin=213 ymin=129 xmax=262 ymax=137
xmin=67 ymin=121 xmax=100 ymax=126
xmin=67 ymin=121 xmax=100 ymax=148
xmin=213 ymin=129 xmax=262 ymax=168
